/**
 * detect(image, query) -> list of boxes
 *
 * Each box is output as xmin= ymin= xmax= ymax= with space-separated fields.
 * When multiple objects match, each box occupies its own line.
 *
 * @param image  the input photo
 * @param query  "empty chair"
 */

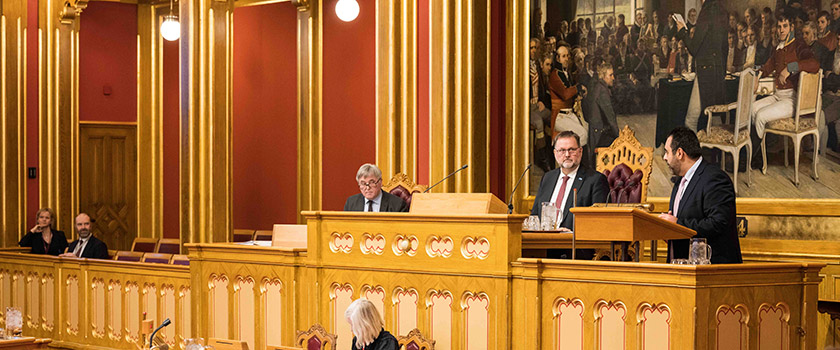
xmin=156 ymin=238 xmax=180 ymax=254
xmin=254 ymin=230 xmax=273 ymax=241
xmin=232 ymin=229 xmax=255 ymax=242
xmin=114 ymin=251 xmax=144 ymax=262
xmin=295 ymin=324 xmax=336 ymax=350
xmin=131 ymin=237 xmax=158 ymax=253
xmin=170 ymin=254 xmax=190 ymax=266
xmin=397 ymin=328 xmax=435 ymax=350
xmin=142 ymin=253 xmax=173 ymax=264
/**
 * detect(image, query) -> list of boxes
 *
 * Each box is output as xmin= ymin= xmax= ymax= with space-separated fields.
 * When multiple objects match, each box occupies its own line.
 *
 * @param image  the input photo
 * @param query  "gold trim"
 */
xmin=233 ymin=0 xmax=291 ymax=8
xmin=78 ymin=120 xmax=138 ymax=126
xmin=295 ymin=1 xmax=322 ymax=222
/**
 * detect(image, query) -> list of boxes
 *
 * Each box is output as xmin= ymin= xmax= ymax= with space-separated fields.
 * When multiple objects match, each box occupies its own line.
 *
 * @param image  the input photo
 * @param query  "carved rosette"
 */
xmin=425 ymin=236 xmax=453 ymax=258
xmin=460 ymin=236 xmax=490 ymax=259
xmin=392 ymin=234 xmax=419 ymax=256
xmin=360 ymin=233 xmax=386 ymax=255
xmin=329 ymin=232 xmax=354 ymax=254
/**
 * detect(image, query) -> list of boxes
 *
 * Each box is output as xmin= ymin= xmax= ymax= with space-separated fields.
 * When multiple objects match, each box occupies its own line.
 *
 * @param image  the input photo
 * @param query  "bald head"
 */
xmin=75 ymin=213 xmax=92 ymax=239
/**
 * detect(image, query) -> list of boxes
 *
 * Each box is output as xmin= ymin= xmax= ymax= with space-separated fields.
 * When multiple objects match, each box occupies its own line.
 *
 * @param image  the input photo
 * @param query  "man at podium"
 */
xmin=659 ymin=127 xmax=742 ymax=263
xmin=344 ymin=163 xmax=409 ymax=212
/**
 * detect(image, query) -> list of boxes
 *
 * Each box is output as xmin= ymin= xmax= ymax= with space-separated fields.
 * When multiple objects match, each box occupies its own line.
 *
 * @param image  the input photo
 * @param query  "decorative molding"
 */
xmin=360 ymin=233 xmax=386 ymax=255
xmin=329 ymin=232 xmax=354 ymax=254
xmin=461 ymin=236 xmax=490 ymax=259
xmin=392 ymin=234 xmax=419 ymax=256
xmin=552 ymin=298 xmax=584 ymax=350
xmin=594 ymin=299 xmax=627 ymax=350
xmin=425 ymin=235 xmax=453 ymax=258
xmin=758 ymin=302 xmax=790 ymax=350
xmin=715 ymin=304 xmax=750 ymax=350
xmin=636 ymin=303 xmax=671 ymax=350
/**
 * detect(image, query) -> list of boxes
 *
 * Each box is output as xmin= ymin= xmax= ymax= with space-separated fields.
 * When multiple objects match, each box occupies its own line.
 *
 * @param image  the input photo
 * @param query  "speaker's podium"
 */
xmin=570 ymin=206 xmax=696 ymax=261
xmin=409 ymin=192 xmax=508 ymax=214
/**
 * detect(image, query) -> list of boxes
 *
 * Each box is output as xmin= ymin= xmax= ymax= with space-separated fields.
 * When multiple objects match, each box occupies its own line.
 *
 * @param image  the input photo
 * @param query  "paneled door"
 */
xmin=79 ymin=124 xmax=137 ymax=252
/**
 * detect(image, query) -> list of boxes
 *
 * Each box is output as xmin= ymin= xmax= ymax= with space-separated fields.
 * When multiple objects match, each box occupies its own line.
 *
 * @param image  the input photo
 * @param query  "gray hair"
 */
xmin=345 ymin=299 xmax=384 ymax=348
xmin=355 ymin=163 xmax=382 ymax=181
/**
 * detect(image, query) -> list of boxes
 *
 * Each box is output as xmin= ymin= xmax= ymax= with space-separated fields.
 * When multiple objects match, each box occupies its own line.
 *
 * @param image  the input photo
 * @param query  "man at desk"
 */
xmin=531 ymin=131 xmax=609 ymax=259
xmin=659 ymin=127 xmax=742 ymax=263
xmin=59 ymin=213 xmax=109 ymax=259
xmin=344 ymin=163 xmax=408 ymax=212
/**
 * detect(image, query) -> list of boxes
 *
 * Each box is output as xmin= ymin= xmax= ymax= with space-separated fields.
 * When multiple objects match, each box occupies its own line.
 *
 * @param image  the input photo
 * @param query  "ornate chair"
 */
xmin=170 ymin=254 xmax=190 ymax=266
xmin=594 ymin=126 xmax=653 ymax=203
xmin=114 ymin=251 xmax=144 ymax=262
xmin=382 ymin=173 xmax=428 ymax=209
xmin=232 ymin=229 xmax=255 ymax=242
xmin=130 ymin=237 xmax=158 ymax=253
xmin=295 ymin=323 xmax=337 ymax=350
xmin=397 ymin=328 xmax=435 ymax=350
xmin=142 ymin=253 xmax=173 ymax=264
xmin=697 ymin=68 xmax=756 ymax=195
xmin=761 ymin=69 xmax=823 ymax=187
xmin=156 ymin=238 xmax=180 ymax=254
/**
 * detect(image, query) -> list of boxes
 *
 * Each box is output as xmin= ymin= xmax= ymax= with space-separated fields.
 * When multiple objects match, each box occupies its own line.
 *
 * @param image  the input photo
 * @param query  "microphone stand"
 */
xmin=424 ymin=164 xmax=469 ymax=193
xmin=572 ymin=188 xmax=578 ymax=260
xmin=508 ymin=164 xmax=531 ymax=214
xmin=149 ymin=318 xmax=171 ymax=348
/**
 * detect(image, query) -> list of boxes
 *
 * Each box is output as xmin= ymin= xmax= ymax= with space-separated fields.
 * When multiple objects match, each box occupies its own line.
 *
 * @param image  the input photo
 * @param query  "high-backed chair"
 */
xmin=382 ymin=173 xmax=428 ymax=209
xmin=295 ymin=323 xmax=336 ymax=350
xmin=254 ymin=230 xmax=273 ymax=241
xmin=697 ymin=68 xmax=756 ymax=195
xmin=762 ymin=69 xmax=823 ymax=187
xmin=156 ymin=238 xmax=180 ymax=254
xmin=397 ymin=328 xmax=435 ymax=350
xmin=232 ymin=229 xmax=255 ymax=242
xmin=142 ymin=253 xmax=173 ymax=264
xmin=170 ymin=254 xmax=190 ymax=266
xmin=131 ymin=237 xmax=158 ymax=253
xmin=114 ymin=251 xmax=144 ymax=262
xmin=594 ymin=126 xmax=653 ymax=203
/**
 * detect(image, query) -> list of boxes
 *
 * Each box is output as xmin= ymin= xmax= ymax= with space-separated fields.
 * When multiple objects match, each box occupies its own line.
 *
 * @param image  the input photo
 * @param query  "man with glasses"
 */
xmin=343 ymin=163 xmax=408 ymax=212
xmin=530 ymin=131 xmax=609 ymax=260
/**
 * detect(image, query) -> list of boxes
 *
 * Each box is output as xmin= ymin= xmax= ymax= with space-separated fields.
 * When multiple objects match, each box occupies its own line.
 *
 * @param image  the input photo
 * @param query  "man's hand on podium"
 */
xmin=658 ymin=211 xmax=678 ymax=224
xmin=557 ymin=227 xmax=572 ymax=233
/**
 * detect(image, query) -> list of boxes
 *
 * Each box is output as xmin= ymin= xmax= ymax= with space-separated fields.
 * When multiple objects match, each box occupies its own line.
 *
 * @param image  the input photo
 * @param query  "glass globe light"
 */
xmin=335 ymin=0 xmax=359 ymax=22
xmin=161 ymin=15 xmax=180 ymax=41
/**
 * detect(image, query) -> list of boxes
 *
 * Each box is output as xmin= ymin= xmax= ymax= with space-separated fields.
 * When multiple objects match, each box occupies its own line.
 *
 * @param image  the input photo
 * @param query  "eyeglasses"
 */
xmin=358 ymin=179 xmax=382 ymax=189
xmin=554 ymin=147 xmax=580 ymax=155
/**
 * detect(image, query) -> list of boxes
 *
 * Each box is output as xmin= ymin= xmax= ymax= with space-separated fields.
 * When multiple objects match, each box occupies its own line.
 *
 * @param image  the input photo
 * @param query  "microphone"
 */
xmin=424 ymin=164 xmax=469 ymax=193
xmin=508 ymin=164 xmax=532 ymax=214
xmin=149 ymin=318 xmax=171 ymax=347
xmin=607 ymin=180 xmax=624 ymax=206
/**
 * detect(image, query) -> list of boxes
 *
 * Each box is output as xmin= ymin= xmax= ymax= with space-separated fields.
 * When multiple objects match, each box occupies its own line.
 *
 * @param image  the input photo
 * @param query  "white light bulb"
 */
xmin=160 ymin=15 xmax=180 ymax=41
xmin=335 ymin=0 xmax=359 ymax=22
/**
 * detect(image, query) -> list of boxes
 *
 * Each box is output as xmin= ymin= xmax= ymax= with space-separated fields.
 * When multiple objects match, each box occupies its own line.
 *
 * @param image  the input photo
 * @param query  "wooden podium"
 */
xmin=569 ymin=206 xmax=696 ymax=261
xmin=409 ymin=193 xmax=508 ymax=214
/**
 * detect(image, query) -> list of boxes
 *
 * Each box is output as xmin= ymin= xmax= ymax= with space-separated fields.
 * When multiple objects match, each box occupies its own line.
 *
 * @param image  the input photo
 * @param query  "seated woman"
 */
xmin=345 ymin=299 xmax=398 ymax=350
xmin=19 ymin=208 xmax=68 ymax=256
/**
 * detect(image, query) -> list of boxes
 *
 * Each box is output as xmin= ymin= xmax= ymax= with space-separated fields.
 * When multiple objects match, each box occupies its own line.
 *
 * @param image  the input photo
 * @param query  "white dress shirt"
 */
xmin=674 ymin=157 xmax=703 ymax=215
xmin=364 ymin=191 xmax=383 ymax=212
xmin=549 ymin=166 xmax=580 ymax=215
xmin=73 ymin=237 xmax=90 ymax=257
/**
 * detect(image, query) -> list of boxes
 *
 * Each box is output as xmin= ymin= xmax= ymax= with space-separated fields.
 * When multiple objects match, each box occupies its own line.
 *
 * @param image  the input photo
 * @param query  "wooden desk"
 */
xmin=0 ymin=337 xmax=50 ymax=349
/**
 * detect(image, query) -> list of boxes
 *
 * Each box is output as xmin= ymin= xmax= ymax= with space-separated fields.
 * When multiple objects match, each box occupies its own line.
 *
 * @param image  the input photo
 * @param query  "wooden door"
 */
xmin=79 ymin=124 xmax=137 ymax=252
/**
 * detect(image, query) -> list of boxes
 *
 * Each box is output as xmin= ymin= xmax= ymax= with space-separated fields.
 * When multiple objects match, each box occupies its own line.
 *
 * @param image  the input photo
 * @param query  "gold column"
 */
xmin=39 ymin=0 xmax=84 ymax=235
xmin=137 ymin=2 xmax=171 ymax=239
xmin=0 ymin=0 xmax=27 ymax=246
xmin=179 ymin=0 xmax=234 ymax=244
xmin=429 ymin=0 xmax=490 ymax=193
xmin=375 ymin=0 xmax=416 ymax=180
xmin=506 ymin=0 xmax=528 ymax=211
xmin=295 ymin=0 xmax=322 ymax=222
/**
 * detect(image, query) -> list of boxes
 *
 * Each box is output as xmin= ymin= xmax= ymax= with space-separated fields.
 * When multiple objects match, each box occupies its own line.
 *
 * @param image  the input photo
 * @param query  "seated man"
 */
xmin=751 ymin=13 xmax=820 ymax=166
xmin=726 ymin=30 xmax=745 ymax=73
xmin=803 ymin=21 xmax=834 ymax=71
xmin=343 ymin=163 xmax=408 ymax=212
xmin=530 ymin=131 xmax=609 ymax=259
xmin=817 ymin=11 xmax=837 ymax=51
xmin=59 ymin=213 xmax=109 ymax=259
xmin=550 ymin=42 xmax=588 ymax=148
xmin=742 ymin=25 xmax=771 ymax=70
xmin=530 ymin=54 xmax=555 ymax=171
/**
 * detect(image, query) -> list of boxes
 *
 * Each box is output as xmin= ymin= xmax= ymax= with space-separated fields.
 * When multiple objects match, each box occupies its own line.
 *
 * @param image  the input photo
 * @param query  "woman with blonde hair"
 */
xmin=345 ymin=299 xmax=398 ymax=350
xmin=19 ymin=208 xmax=68 ymax=256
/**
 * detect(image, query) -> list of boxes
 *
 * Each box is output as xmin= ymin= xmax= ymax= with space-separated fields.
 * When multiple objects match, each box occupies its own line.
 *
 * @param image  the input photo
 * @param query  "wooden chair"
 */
xmin=697 ymin=68 xmax=756 ymax=195
xmin=156 ymin=238 xmax=180 ymax=254
xmin=382 ymin=173 xmax=428 ymax=209
xmin=131 ymin=237 xmax=158 ymax=253
xmin=142 ymin=253 xmax=173 ymax=264
xmin=761 ymin=69 xmax=823 ymax=187
xmin=107 ymin=250 xmax=117 ymax=260
xmin=594 ymin=126 xmax=653 ymax=203
xmin=170 ymin=254 xmax=190 ymax=266
xmin=114 ymin=251 xmax=144 ymax=262
xmin=208 ymin=338 xmax=249 ymax=350
xmin=397 ymin=328 xmax=435 ymax=350
xmin=254 ymin=230 xmax=273 ymax=241
xmin=295 ymin=323 xmax=336 ymax=350
xmin=232 ymin=229 xmax=255 ymax=242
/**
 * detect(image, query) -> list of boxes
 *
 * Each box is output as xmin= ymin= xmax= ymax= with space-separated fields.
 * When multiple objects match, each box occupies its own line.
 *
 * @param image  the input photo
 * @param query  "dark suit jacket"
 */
xmin=668 ymin=159 xmax=742 ymax=264
xmin=530 ymin=166 xmax=609 ymax=230
xmin=583 ymin=79 xmax=619 ymax=163
xmin=19 ymin=230 xmax=68 ymax=256
xmin=68 ymin=236 xmax=109 ymax=259
xmin=677 ymin=0 xmax=728 ymax=111
xmin=755 ymin=44 xmax=771 ymax=68
xmin=344 ymin=191 xmax=408 ymax=212
xmin=810 ymin=41 xmax=834 ymax=72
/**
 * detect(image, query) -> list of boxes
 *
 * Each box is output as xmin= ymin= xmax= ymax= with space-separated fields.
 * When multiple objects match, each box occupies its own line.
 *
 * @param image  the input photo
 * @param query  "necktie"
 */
xmin=73 ymin=240 xmax=84 ymax=257
xmin=673 ymin=178 xmax=688 ymax=217
xmin=367 ymin=200 xmax=374 ymax=212
xmin=553 ymin=176 xmax=570 ymax=209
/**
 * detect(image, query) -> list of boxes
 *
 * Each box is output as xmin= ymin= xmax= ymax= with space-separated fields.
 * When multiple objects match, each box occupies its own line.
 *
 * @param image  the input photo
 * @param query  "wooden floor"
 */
xmin=526 ymin=113 xmax=840 ymax=198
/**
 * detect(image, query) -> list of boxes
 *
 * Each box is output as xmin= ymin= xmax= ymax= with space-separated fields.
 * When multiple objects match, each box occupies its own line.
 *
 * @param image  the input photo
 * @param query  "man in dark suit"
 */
xmin=658 ymin=127 xmax=742 ymax=264
xmin=60 ymin=213 xmax=109 ymax=259
xmin=583 ymin=63 xmax=619 ymax=167
xmin=675 ymin=0 xmax=728 ymax=131
xmin=344 ymin=163 xmax=408 ymax=212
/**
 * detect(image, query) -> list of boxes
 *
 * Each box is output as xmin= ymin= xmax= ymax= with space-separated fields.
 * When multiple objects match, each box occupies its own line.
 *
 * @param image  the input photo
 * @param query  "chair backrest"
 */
xmin=272 ymin=224 xmax=307 ymax=248
xmin=142 ymin=253 xmax=173 ymax=264
xmin=795 ymin=69 xmax=823 ymax=130
xmin=397 ymin=328 xmax=435 ymax=350
xmin=131 ymin=237 xmax=159 ymax=253
xmin=156 ymin=238 xmax=180 ymax=254
xmin=170 ymin=254 xmax=190 ymax=266
xmin=295 ymin=323 xmax=337 ymax=350
xmin=114 ymin=251 xmax=144 ymax=262
xmin=382 ymin=173 xmax=428 ymax=209
xmin=232 ymin=229 xmax=256 ymax=242
xmin=594 ymin=126 xmax=653 ymax=203
xmin=732 ymin=68 xmax=756 ymax=145
xmin=254 ymin=230 xmax=273 ymax=241
xmin=208 ymin=338 xmax=249 ymax=350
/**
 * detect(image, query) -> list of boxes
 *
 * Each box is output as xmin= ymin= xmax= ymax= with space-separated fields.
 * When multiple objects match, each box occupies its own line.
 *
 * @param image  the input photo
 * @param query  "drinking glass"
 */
xmin=185 ymin=338 xmax=206 ymax=350
xmin=671 ymin=259 xmax=689 ymax=265
xmin=523 ymin=215 xmax=539 ymax=230
xmin=689 ymin=238 xmax=712 ymax=265
xmin=540 ymin=203 xmax=560 ymax=231
xmin=5 ymin=307 xmax=21 ymax=337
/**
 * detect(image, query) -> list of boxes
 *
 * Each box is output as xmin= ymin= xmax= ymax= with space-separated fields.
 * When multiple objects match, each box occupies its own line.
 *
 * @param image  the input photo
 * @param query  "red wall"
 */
xmin=322 ymin=0 xmax=377 ymax=210
xmin=78 ymin=2 xmax=137 ymax=123
xmin=232 ymin=2 xmax=299 ymax=229
xmin=162 ymin=39 xmax=180 ymax=238
xmin=416 ymin=0 xmax=430 ymax=186
xmin=26 ymin=0 xmax=38 ymax=228
xmin=489 ymin=0 xmax=506 ymax=199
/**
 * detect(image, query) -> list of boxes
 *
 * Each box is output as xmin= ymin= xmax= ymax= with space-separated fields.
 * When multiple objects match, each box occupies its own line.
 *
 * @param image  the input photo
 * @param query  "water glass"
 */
xmin=5 ymin=307 xmax=21 ymax=337
xmin=689 ymin=238 xmax=712 ymax=265
xmin=671 ymin=259 xmax=689 ymax=265
xmin=523 ymin=215 xmax=540 ymax=230
xmin=185 ymin=338 xmax=206 ymax=350
xmin=540 ymin=202 xmax=560 ymax=231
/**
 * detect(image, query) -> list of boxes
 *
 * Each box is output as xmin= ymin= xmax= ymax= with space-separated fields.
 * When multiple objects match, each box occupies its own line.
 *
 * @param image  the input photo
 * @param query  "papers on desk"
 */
xmin=233 ymin=240 xmax=273 ymax=247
